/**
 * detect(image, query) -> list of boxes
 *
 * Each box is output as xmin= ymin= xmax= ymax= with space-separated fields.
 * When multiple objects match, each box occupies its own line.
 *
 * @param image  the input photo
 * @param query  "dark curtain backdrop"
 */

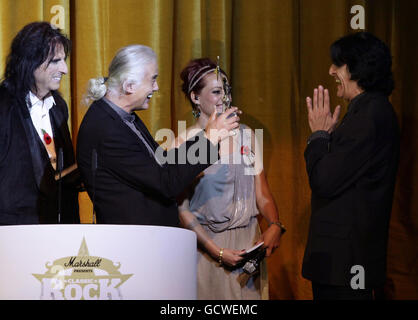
xmin=0 ymin=0 xmax=416 ymax=299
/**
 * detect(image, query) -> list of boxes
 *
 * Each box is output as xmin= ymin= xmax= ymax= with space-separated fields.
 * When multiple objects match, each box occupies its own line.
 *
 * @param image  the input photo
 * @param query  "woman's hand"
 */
xmin=211 ymin=247 xmax=245 ymax=268
xmin=257 ymin=225 xmax=282 ymax=257
xmin=204 ymin=106 xmax=240 ymax=145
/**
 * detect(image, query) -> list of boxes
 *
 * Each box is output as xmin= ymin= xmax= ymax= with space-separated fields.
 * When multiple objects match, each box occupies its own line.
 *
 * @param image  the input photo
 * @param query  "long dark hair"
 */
xmin=1 ymin=22 xmax=71 ymax=102
xmin=330 ymin=32 xmax=394 ymax=96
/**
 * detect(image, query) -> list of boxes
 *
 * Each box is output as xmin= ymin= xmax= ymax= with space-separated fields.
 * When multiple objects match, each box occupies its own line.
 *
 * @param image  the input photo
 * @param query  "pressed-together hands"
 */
xmin=306 ymin=85 xmax=341 ymax=133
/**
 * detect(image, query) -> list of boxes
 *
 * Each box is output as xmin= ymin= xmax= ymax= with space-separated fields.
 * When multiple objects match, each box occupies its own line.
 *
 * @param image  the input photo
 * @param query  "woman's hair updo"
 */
xmin=180 ymin=57 xmax=227 ymax=109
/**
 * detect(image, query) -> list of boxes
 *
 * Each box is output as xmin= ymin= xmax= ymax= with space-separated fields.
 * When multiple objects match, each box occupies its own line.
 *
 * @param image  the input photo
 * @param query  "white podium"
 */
xmin=0 ymin=225 xmax=197 ymax=300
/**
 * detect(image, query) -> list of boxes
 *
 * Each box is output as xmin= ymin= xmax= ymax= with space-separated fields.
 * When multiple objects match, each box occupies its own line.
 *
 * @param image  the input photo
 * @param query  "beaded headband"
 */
xmin=187 ymin=66 xmax=216 ymax=94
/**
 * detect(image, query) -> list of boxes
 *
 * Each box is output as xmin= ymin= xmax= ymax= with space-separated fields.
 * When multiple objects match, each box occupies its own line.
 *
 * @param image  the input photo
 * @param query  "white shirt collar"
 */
xmin=27 ymin=91 xmax=55 ymax=111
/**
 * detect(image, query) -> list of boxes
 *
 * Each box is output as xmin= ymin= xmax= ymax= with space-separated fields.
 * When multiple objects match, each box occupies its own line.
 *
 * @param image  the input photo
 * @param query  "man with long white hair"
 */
xmin=77 ymin=45 xmax=239 ymax=226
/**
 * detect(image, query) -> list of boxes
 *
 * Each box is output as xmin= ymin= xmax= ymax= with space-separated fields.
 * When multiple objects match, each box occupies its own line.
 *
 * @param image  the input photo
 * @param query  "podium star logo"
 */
xmin=33 ymin=237 xmax=133 ymax=300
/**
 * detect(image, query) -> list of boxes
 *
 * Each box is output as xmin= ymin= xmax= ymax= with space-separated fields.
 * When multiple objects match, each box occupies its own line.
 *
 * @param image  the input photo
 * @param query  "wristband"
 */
xmin=269 ymin=221 xmax=287 ymax=235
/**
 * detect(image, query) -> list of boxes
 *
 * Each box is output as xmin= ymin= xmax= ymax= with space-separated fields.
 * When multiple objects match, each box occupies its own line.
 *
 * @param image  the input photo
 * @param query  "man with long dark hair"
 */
xmin=303 ymin=32 xmax=400 ymax=299
xmin=0 ymin=22 xmax=80 ymax=224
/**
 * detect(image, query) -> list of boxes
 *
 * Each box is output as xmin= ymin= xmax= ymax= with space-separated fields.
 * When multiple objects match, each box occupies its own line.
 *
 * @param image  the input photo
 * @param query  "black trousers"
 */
xmin=312 ymin=282 xmax=374 ymax=300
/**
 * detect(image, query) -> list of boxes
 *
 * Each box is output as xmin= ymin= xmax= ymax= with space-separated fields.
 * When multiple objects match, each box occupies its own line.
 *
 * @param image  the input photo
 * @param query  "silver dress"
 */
xmin=188 ymin=125 xmax=268 ymax=300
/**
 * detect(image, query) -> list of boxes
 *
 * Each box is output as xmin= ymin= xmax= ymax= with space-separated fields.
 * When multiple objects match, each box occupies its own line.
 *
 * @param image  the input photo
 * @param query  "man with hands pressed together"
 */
xmin=302 ymin=32 xmax=400 ymax=300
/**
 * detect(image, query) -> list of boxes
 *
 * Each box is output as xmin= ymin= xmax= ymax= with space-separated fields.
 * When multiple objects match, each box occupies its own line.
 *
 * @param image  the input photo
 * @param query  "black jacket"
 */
xmin=0 ymin=86 xmax=80 ymax=224
xmin=76 ymin=98 xmax=218 ymax=226
xmin=302 ymin=91 xmax=400 ymax=288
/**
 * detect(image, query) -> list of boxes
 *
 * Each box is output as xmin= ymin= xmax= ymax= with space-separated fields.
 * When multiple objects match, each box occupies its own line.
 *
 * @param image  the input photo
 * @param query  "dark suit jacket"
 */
xmin=302 ymin=91 xmax=400 ymax=288
xmin=76 ymin=98 xmax=218 ymax=226
xmin=0 ymin=86 xmax=80 ymax=224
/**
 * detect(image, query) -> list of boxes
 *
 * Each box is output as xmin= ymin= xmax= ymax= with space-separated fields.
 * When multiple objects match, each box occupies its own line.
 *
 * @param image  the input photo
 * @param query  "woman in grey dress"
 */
xmin=176 ymin=58 xmax=285 ymax=299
